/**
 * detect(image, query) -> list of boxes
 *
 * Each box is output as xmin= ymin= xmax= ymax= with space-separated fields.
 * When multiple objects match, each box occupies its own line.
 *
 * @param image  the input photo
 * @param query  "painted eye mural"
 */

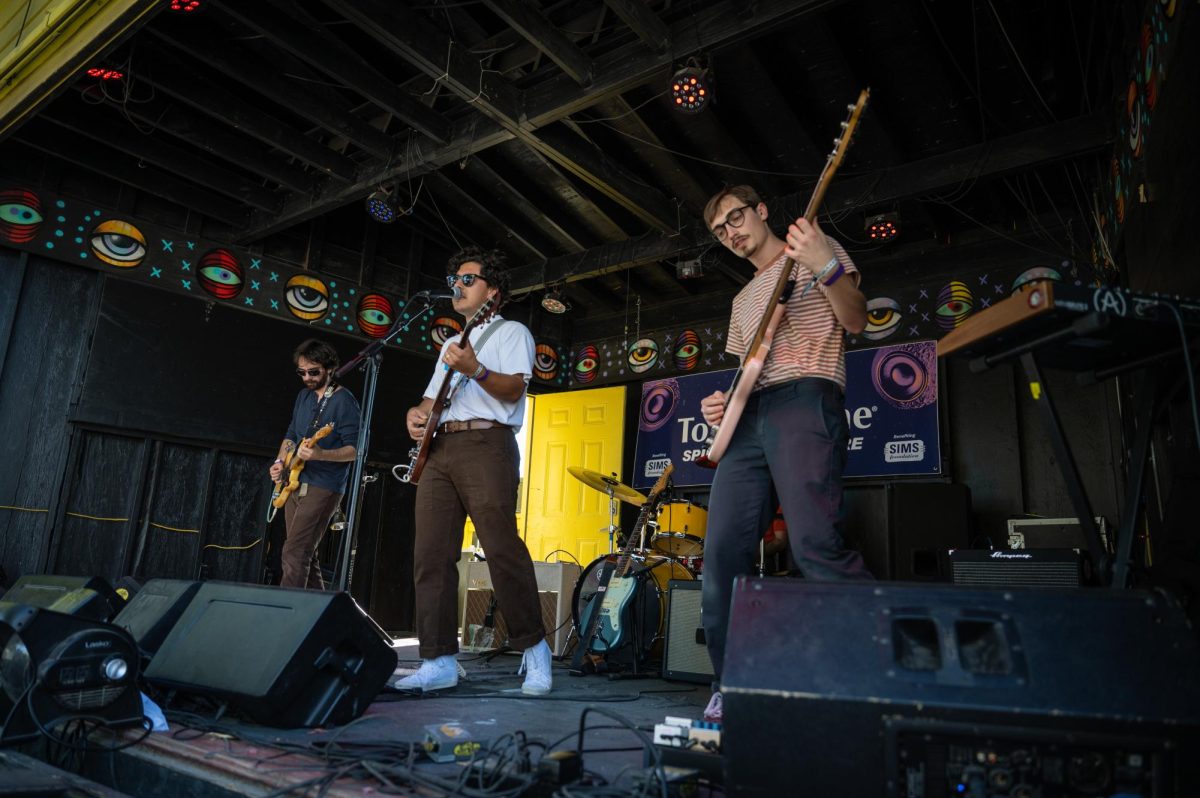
xmin=356 ymin=293 xmax=394 ymax=338
xmin=862 ymin=297 xmax=902 ymax=341
xmin=1011 ymin=266 xmax=1062 ymax=293
xmin=89 ymin=219 xmax=146 ymax=267
xmin=573 ymin=344 xmax=599 ymax=384
xmin=285 ymin=274 xmax=329 ymax=320
xmin=534 ymin=342 xmax=560 ymax=381
xmin=639 ymin=379 xmax=680 ymax=432
xmin=627 ymin=338 xmax=659 ymax=373
xmin=871 ymin=343 xmax=938 ymax=410
xmin=1127 ymin=80 xmax=1143 ymax=159
xmin=0 ymin=189 xmax=43 ymax=244
xmin=198 ymin=248 xmax=243 ymax=299
xmin=935 ymin=281 xmax=974 ymax=330
xmin=429 ymin=315 xmax=463 ymax=347
xmin=673 ymin=329 xmax=701 ymax=371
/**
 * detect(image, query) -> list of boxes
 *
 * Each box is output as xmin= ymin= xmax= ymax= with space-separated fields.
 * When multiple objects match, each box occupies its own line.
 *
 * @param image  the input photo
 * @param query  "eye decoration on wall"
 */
xmin=573 ymin=344 xmax=599 ymax=384
xmin=627 ymin=338 xmax=659 ymax=373
xmin=285 ymin=274 xmax=329 ymax=320
xmin=355 ymin=293 xmax=394 ymax=338
xmin=0 ymin=188 xmax=43 ymax=244
xmin=935 ymin=281 xmax=974 ymax=331
xmin=89 ymin=219 xmax=146 ymax=267
xmin=534 ymin=342 xmax=560 ymax=381
xmin=672 ymin=329 xmax=701 ymax=371
xmin=862 ymin=297 xmax=902 ymax=341
xmin=871 ymin=343 xmax=938 ymax=410
xmin=429 ymin=316 xmax=463 ymax=348
xmin=197 ymin=248 xmax=243 ymax=299
xmin=639 ymin=378 xmax=680 ymax=432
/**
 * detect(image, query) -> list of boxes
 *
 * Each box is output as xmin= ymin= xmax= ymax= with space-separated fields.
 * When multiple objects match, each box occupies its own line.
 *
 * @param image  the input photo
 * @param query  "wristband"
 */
xmin=477 ymin=366 xmax=490 ymax=382
xmin=822 ymin=263 xmax=846 ymax=286
xmin=470 ymin=363 xmax=486 ymax=380
xmin=815 ymin=256 xmax=839 ymax=283
xmin=273 ymin=459 xmax=283 ymax=465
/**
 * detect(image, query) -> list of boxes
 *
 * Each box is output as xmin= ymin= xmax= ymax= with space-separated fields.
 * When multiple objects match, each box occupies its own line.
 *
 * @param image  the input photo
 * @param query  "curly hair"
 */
xmin=703 ymin=185 xmax=764 ymax=228
xmin=292 ymin=338 xmax=340 ymax=371
xmin=447 ymin=246 xmax=510 ymax=307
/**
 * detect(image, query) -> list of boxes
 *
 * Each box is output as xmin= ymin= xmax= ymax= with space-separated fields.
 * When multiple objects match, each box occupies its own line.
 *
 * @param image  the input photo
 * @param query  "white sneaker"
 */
xmin=395 ymin=655 xmax=459 ymax=692
xmin=518 ymin=640 xmax=552 ymax=695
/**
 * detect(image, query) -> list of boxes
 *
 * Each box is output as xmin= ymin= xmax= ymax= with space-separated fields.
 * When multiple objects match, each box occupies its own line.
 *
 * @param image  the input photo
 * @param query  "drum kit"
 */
xmin=565 ymin=466 xmax=708 ymax=672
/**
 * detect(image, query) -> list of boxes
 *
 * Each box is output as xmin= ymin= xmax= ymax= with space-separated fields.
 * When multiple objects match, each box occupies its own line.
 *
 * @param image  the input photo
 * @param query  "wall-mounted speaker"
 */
xmin=721 ymin=578 xmax=1200 ymax=797
xmin=662 ymin=580 xmax=713 ymax=684
xmin=0 ymin=602 xmax=143 ymax=744
xmin=144 ymin=583 xmax=397 ymax=728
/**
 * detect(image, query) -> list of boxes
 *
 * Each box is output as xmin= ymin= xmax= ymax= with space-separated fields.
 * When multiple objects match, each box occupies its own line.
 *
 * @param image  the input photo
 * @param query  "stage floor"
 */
xmin=76 ymin=638 xmax=716 ymax=797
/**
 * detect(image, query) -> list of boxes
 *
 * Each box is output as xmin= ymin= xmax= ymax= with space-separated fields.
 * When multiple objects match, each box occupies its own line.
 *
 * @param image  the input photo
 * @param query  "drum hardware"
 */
xmin=652 ymin=501 xmax=708 ymax=558
xmin=567 ymin=466 xmax=645 ymax=554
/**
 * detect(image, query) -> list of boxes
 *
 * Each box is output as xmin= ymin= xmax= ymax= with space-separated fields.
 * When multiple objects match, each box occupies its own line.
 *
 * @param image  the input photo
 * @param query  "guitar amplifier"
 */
xmin=461 ymin=589 xmax=559 ymax=653
xmin=949 ymin=548 xmax=1084 ymax=588
xmin=662 ymin=580 xmax=714 ymax=684
xmin=459 ymin=561 xmax=579 ymax=656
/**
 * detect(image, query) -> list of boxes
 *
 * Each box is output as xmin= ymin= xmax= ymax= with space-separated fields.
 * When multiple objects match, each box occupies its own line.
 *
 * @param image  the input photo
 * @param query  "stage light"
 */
xmin=675 ymin=257 xmax=703 ymax=279
xmin=670 ymin=63 xmax=710 ymax=114
xmin=85 ymin=67 xmax=124 ymax=81
xmin=866 ymin=212 xmax=900 ymax=241
xmin=541 ymin=288 xmax=570 ymax=314
xmin=365 ymin=188 xmax=397 ymax=224
xmin=168 ymin=0 xmax=203 ymax=11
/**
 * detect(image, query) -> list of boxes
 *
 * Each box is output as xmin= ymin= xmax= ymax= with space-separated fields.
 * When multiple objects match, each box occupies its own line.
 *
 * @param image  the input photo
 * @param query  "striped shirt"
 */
xmin=726 ymin=237 xmax=859 ymax=390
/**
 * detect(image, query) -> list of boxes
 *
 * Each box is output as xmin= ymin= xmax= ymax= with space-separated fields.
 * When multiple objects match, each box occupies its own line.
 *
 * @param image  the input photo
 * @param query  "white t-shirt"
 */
xmin=423 ymin=315 xmax=535 ymax=431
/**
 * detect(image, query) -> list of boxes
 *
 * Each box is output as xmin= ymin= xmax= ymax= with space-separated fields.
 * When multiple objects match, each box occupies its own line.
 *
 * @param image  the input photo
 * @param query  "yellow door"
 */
xmin=522 ymin=386 xmax=626 ymax=566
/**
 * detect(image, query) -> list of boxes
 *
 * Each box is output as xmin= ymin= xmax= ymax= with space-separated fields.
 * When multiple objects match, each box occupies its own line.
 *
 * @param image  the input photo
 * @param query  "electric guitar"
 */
xmin=578 ymin=463 xmax=674 ymax=664
xmin=270 ymin=422 xmax=335 ymax=517
xmin=394 ymin=295 xmax=498 ymax=486
xmin=698 ymin=89 xmax=870 ymax=467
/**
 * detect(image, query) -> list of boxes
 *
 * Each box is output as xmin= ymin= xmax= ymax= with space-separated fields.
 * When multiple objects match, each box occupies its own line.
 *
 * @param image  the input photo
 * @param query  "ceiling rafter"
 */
xmin=603 ymin=0 xmax=671 ymax=53
xmin=482 ymin=0 xmax=595 ymax=85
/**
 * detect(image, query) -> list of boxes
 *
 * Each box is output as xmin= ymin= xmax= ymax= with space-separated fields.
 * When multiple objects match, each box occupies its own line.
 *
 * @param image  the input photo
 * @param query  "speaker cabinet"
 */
xmin=144 ymin=583 xmax=397 ymax=728
xmin=460 ymin=561 xmax=579 ymax=656
xmin=2 ymin=575 xmax=124 ymax=621
xmin=112 ymin=578 xmax=203 ymax=660
xmin=950 ymin=548 xmax=1085 ymax=588
xmin=662 ymin=580 xmax=713 ymax=684
xmin=844 ymin=482 xmax=971 ymax=580
xmin=460 ymin=589 xmax=559 ymax=653
xmin=0 ymin=602 xmax=143 ymax=744
xmin=721 ymin=578 xmax=1200 ymax=797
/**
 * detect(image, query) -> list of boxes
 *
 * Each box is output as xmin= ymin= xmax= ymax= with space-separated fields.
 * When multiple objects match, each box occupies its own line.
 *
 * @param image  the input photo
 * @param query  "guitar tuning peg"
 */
xmin=833 ymin=137 xmax=842 ymax=147
xmin=840 ymin=121 xmax=849 ymax=129
xmin=846 ymin=103 xmax=856 ymax=112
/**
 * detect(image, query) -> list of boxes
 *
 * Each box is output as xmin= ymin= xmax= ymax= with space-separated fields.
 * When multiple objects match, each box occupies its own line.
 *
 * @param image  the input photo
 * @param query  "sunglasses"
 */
xmin=296 ymin=367 xmax=324 ymax=377
xmin=446 ymin=273 xmax=488 ymax=288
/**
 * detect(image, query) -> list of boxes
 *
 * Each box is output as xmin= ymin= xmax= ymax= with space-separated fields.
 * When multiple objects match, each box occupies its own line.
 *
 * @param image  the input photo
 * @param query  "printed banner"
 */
xmin=631 ymin=340 xmax=940 ymax=487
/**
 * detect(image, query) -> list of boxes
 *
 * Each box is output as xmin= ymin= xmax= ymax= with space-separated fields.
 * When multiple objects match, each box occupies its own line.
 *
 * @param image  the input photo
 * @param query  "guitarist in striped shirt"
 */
xmin=697 ymin=186 xmax=875 ymax=722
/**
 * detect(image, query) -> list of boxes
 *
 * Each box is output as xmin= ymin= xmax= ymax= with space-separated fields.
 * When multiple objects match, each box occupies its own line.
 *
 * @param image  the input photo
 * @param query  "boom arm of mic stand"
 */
xmin=332 ymin=297 xmax=438 ymax=594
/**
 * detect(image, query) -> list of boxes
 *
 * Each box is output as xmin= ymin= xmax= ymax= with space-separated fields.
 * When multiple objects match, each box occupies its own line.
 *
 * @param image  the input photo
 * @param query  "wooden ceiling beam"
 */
xmin=425 ymin=172 xmax=546 ymax=260
xmin=461 ymin=156 xmax=586 ymax=254
xmin=482 ymin=0 xmax=594 ymax=85
xmin=213 ymin=0 xmax=451 ymax=145
xmin=603 ymin=0 xmax=671 ymax=53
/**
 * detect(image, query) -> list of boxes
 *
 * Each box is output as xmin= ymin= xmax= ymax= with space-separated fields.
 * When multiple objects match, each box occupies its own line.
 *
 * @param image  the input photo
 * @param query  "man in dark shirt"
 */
xmin=268 ymin=339 xmax=360 ymax=589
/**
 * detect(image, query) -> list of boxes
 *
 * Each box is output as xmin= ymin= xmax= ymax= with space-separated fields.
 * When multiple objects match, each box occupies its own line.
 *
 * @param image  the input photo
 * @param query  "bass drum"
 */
xmin=572 ymin=553 xmax=694 ymax=661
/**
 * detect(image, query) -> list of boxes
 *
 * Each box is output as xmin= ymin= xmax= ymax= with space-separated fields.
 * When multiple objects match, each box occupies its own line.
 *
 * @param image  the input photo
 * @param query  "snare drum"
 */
xmin=652 ymin=502 xmax=708 ymax=557
xmin=572 ymin=553 xmax=694 ymax=659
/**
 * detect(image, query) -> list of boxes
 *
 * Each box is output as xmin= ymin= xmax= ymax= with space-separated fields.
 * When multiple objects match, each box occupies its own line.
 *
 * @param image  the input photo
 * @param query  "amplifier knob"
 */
xmin=104 ymin=657 xmax=129 ymax=681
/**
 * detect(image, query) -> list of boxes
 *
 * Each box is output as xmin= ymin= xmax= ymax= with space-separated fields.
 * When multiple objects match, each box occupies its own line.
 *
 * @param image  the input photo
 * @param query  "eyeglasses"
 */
xmin=711 ymin=205 xmax=753 ymax=242
xmin=296 ymin=367 xmax=324 ymax=377
xmin=447 ymin=273 xmax=488 ymax=288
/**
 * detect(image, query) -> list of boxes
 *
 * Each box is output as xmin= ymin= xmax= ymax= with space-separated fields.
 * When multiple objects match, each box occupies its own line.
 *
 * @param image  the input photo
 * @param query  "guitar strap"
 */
xmin=306 ymin=384 xmax=336 ymax=437
xmin=446 ymin=319 xmax=509 ymax=404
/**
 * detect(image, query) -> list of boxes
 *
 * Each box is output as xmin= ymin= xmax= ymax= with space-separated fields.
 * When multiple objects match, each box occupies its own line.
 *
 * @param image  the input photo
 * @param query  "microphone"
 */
xmin=413 ymin=286 xmax=462 ymax=301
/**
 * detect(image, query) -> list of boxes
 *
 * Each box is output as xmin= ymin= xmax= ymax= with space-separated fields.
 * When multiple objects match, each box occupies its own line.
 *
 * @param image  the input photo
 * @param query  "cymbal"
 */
xmin=567 ymin=466 xmax=646 ymax=506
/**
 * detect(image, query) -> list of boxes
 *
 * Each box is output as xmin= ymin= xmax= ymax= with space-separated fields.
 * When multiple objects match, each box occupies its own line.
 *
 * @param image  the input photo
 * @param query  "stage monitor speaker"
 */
xmin=0 ymin=602 xmax=143 ymax=745
xmin=950 ymin=547 xmax=1085 ymax=588
xmin=721 ymin=577 xmax=1200 ymax=797
xmin=662 ymin=580 xmax=713 ymax=684
xmin=112 ymin=578 xmax=202 ymax=661
xmin=844 ymin=482 xmax=971 ymax=580
xmin=144 ymin=583 xmax=397 ymax=728
xmin=2 ymin=574 xmax=124 ymax=622
xmin=460 ymin=561 xmax=579 ymax=656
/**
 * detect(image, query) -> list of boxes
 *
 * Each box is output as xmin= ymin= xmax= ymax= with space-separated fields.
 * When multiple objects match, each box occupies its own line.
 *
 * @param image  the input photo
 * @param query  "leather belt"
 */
xmin=438 ymin=419 xmax=510 ymax=434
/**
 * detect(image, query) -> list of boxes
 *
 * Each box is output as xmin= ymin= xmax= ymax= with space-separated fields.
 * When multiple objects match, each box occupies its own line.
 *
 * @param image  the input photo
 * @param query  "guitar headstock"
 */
xmin=462 ymin=293 xmax=499 ymax=336
xmin=827 ymin=88 xmax=869 ymax=171
xmin=646 ymin=462 xmax=674 ymax=502
xmin=312 ymin=422 xmax=335 ymax=441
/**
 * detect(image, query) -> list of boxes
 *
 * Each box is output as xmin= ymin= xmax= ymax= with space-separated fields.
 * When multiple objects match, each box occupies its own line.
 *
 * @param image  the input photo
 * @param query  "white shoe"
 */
xmin=518 ymin=640 xmax=552 ymax=695
xmin=395 ymin=655 xmax=459 ymax=692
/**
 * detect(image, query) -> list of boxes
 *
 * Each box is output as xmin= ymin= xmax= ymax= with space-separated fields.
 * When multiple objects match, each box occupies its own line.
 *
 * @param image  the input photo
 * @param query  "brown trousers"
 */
xmin=412 ymin=427 xmax=543 ymax=659
xmin=281 ymin=483 xmax=341 ymax=589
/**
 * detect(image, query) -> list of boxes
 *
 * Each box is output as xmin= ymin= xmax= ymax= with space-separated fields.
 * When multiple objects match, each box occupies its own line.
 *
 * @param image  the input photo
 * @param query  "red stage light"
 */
xmin=85 ymin=68 xmax=124 ymax=80
xmin=866 ymin=212 xmax=901 ymax=241
xmin=168 ymin=0 xmax=202 ymax=11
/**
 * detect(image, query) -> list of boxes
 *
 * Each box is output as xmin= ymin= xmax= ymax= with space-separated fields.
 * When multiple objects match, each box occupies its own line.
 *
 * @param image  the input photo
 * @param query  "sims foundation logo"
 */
xmin=883 ymin=438 xmax=925 ymax=463
xmin=644 ymin=458 xmax=672 ymax=478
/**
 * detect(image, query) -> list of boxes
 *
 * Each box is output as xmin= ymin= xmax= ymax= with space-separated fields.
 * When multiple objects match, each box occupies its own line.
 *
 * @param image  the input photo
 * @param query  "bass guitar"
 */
xmin=698 ymin=89 xmax=870 ymax=467
xmin=574 ymin=463 xmax=674 ymax=670
xmin=269 ymin=422 xmax=335 ymax=519
xmin=394 ymin=295 xmax=498 ymax=485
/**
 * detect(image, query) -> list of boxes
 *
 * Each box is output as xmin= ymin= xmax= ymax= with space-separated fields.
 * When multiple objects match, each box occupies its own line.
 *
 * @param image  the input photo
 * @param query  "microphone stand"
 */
xmin=331 ymin=295 xmax=440 ymax=594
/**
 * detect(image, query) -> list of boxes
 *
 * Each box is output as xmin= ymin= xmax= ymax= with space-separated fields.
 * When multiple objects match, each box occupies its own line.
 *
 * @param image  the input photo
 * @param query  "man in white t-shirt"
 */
xmin=398 ymin=247 xmax=551 ymax=695
xmin=698 ymin=186 xmax=875 ymax=722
